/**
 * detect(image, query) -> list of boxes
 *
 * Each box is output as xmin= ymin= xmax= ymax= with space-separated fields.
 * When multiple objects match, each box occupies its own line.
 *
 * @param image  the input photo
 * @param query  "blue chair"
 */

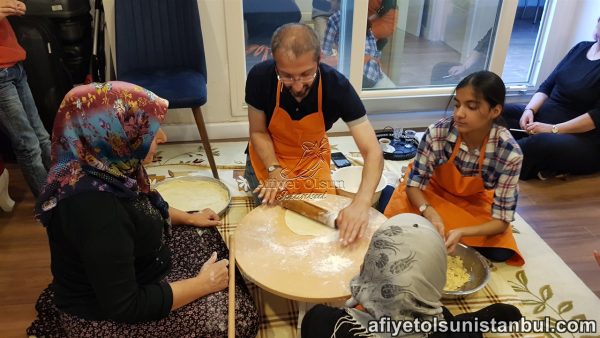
xmin=115 ymin=0 xmax=218 ymax=178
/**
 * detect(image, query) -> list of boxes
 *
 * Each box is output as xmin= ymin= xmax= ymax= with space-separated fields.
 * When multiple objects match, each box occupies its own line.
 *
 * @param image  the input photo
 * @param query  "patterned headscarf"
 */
xmin=35 ymin=81 xmax=169 ymax=227
xmin=340 ymin=214 xmax=447 ymax=338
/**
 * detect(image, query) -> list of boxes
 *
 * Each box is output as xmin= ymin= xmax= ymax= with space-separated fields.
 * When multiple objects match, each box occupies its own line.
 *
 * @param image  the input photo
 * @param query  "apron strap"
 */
xmin=448 ymin=133 xmax=463 ymax=162
xmin=275 ymin=80 xmax=283 ymax=111
xmin=450 ymin=133 xmax=489 ymax=177
xmin=317 ymin=67 xmax=323 ymax=113
xmin=477 ymin=135 xmax=489 ymax=177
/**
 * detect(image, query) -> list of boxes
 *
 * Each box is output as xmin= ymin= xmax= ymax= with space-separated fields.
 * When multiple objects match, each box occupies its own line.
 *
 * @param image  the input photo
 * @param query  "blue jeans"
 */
xmin=0 ymin=63 xmax=51 ymax=197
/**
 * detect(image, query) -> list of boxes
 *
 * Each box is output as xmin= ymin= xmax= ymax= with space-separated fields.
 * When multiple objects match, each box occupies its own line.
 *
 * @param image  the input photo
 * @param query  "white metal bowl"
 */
xmin=442 ymin=243 xmax=491 ymax=299
xmin=332 ymin=166 xmax=387 ymax=206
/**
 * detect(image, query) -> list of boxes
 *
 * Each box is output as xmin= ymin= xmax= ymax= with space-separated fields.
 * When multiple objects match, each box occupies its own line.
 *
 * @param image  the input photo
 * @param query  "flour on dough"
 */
xmin=284 ymin=210 xmax=336 ymax=236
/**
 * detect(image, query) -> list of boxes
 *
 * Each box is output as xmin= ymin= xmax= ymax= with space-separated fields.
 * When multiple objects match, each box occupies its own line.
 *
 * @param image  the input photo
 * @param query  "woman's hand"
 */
xmin=196 ymin=252 xmax=229 ymax=294
xmin=445 ymin=229 xmax=463 ymax=253
xmin=519 ymin=109 xmax=535 ymax=130
xmin=525 ymin=122 xmax=552 ymax=134
xmin=423 ymin=206 xmax=445 ymax=239
xmin=253 ymin=167 xmax=286 ymax=205
xmin=188 ymin=208 xmax=221 ymax=227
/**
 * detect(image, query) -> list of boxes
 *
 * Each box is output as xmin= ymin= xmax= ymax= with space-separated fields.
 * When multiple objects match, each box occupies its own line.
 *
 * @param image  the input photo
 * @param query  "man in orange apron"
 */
xmin=384 ymin=71 xmax=525 ymax=266
xmin=244 ymin=23 xmax=383 ymax=246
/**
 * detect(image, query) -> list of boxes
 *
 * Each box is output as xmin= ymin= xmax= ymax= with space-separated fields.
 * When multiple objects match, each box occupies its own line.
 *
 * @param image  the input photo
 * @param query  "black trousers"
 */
xmin=502 ymin=104 xmax=600 ymax=180
xmin=301 ymin=304 xmax=521 ymax=338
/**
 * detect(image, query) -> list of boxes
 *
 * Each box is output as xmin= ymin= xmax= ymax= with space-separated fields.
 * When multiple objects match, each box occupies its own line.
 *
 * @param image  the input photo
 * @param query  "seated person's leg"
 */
xmin=541 ymin=133 xmax=600 ymax=177
xmin=313 ymin=15 xmax=330 ymax=44
xmin=439 ymin=303 xmax=522 ymax=338
xmin=376 ymin=185 xmax=396 ymax=213
xmin=473 ymin=247 xmax=515 ymax=262
xmin=517 ymin=132 xmax=600 ymax=180
xmin=244 ymin=155 xmax=262 ymax=206
xmin=302 ymin=304 xmax=362 ymax=338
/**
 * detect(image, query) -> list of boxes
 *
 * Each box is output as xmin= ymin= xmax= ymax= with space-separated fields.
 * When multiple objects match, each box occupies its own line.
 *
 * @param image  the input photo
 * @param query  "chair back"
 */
xmin=115 ymin=0 xmax=206 ymax=79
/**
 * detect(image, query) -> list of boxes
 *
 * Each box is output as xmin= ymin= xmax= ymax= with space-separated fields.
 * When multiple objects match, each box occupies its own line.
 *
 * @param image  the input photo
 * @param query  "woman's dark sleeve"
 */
xmin=537 ymin=42 xmax=587 ymax=96
xmin=69 ymin=193 xmax=173 ymax=323
xmin=587 ymin=99 xmax=600 ymax=129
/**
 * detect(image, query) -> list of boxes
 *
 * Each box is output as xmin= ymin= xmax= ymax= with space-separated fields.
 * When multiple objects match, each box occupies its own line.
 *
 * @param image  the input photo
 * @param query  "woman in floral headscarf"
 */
xmin=27 ymin=81 xmax=259 ymax=337
xmin=301 ymin=213 xmax=522 ymax=338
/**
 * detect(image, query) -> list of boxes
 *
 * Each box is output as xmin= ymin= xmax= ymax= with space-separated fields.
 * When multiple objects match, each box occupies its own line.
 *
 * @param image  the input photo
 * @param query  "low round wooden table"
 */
xmin=234 ymin=194 xmax=387 ymax=303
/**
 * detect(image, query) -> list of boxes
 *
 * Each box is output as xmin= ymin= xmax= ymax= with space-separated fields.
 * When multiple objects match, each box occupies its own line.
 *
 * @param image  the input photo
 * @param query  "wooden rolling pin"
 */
xmin=228 ymin=234 xmax=235 ymax=338
xmin=279 ymin=199 xmax=338 ymax=228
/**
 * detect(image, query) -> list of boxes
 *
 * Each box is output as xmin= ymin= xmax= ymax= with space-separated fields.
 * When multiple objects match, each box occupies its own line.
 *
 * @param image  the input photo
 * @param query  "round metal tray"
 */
xmin=154 ymin=175 xmax=232 ymax=216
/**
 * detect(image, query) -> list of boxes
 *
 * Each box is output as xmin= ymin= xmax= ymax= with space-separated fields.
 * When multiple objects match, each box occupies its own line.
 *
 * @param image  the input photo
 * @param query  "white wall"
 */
xmin=569 ymin=0 xmax=599 ymax=47
xmin=534 ymin=0 xmax=599 ymax=86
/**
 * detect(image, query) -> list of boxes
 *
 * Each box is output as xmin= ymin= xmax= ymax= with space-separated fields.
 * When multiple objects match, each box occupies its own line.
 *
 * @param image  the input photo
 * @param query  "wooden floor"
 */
xmin=1 ymin=163 xmax=599 ymax=337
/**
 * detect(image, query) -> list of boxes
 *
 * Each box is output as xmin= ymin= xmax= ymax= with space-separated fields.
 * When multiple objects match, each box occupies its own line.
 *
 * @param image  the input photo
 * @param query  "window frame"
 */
xmin=225 ymin=0 xmax=574 ymax=117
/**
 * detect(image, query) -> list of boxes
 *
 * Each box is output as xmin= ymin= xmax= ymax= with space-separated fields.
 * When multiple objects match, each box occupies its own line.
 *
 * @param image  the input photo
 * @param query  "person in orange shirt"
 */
xmin=0 ymin=0 xmax=51 ymax=197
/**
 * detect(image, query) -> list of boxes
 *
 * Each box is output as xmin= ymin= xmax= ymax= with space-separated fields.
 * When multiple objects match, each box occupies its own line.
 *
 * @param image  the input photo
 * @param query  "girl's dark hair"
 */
xmin=456 ymin=70 xmax=506 ymax=109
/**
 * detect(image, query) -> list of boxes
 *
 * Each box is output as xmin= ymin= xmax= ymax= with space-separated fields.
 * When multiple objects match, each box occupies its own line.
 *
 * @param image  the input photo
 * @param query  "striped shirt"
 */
xmin=407 ymin=117 xmax=523 ymax=222
xmin=322 ymin=10 xmax=383 ymax=86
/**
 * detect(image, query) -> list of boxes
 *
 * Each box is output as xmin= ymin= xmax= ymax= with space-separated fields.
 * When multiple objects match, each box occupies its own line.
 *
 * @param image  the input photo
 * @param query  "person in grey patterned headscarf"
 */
xmin=301 ymin=213 xmax=522 ymax=338
xmin=343 ymin=213 xmax=446 ymax=338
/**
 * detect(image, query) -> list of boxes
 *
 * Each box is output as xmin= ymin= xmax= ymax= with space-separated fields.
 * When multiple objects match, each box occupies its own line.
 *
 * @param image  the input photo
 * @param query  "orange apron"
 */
xmin=384 ymin=134 xmax=524 ymax=266
xmin=248 ymin=76 xmax=336 ymax=197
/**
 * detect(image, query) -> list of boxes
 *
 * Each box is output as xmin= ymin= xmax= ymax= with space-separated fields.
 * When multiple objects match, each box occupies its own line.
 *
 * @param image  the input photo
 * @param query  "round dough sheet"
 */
xmin=156 ymin=179 xmax=229 ymax=213
xmin=284 ymin=210 xmax=337 ymax=236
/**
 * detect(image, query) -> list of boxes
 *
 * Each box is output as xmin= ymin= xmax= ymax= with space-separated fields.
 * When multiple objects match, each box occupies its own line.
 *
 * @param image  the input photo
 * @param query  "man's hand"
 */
xmin=422 ymin=206 xmax=445 ymax=239
xmin=445 ymin=229 xmax=463 ymax=253
xmin=188 ymin=208 xmax=221 ymax=227
xmin=0 ymin=0 xmax=26 ymax=21
xmin=336 ymin=201 xmax=370 ymax=246
xmin=253 ymin=167 xmax=286 ymax=205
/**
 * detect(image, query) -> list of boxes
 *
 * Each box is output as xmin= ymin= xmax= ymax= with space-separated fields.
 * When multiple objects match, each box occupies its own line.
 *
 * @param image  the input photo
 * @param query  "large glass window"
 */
xmin=361 ymin=0 xmax=503 ymax=89
xmin=502 ymin=0 xmax=548 ymax=83
xmin=242 ymin=0 xmax=303 ymax=73
xmin=237 ymin=0 xmax=552 ymax=103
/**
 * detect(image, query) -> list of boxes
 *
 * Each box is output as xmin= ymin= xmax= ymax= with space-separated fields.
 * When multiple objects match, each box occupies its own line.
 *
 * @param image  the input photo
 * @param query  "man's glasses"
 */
xmin=276 ymin=68 xmax=318 ymax=85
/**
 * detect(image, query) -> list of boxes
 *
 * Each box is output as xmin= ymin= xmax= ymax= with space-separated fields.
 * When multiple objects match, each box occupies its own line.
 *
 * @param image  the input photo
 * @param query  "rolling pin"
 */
xmin=228 ymin=234 xmax=235 ymax=338
xmin=279 ymin=199 xmax=338 ymax=228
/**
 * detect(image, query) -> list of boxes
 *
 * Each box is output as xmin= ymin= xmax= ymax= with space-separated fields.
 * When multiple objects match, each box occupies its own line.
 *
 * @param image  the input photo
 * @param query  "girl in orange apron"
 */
xmin=384 ymin=71 xmax=525 ymax=266
xmin=248 ymin=73 xmax=336 ymax=201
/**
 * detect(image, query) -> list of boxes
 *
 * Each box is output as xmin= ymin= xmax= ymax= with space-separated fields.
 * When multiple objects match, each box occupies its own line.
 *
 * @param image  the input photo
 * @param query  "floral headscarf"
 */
xmin=339 ymin=213 xmax=447 ymax=338
xmin=35 ymin=81 xmax=169 ymax=227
